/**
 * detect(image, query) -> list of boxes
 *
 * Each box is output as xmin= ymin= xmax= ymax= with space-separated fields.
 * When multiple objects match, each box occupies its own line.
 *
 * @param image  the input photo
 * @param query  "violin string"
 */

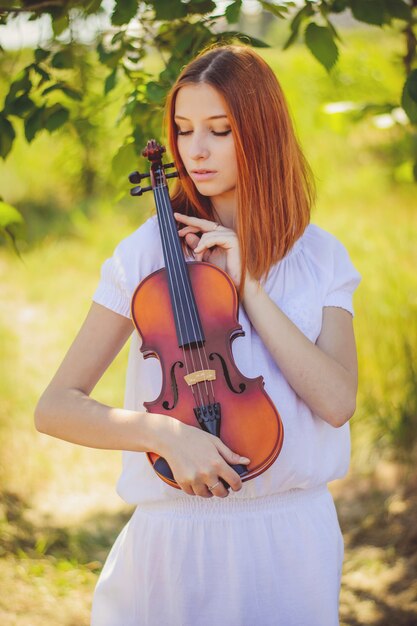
xmin=159 ymin=185 xmax=216 ymax=406
xmin=166 ymin=199 xmax=216 ymax=407
xmin=154 ymin=185 xmax=199 ymax=407
xmin=156 ymin=183 xmax=216 ymax=408
xmin=155 ymin=185 xmax=208 ymax=409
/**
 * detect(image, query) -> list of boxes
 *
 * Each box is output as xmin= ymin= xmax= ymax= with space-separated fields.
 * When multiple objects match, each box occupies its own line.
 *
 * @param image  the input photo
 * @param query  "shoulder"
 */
xmin=297 ymin=223 xmax=357 ymax=278
xmin=302 ymin=223 xmax=361 ymax=313
xmin=112 ymin=215 xmax=161 ymax=274
xmin=115 ymin=214 xmax=159 ymax=258
xmin=302 ymin=223 xmax=348 ymax=258
xmin=98 ymin=214 xmax=162 ymax=289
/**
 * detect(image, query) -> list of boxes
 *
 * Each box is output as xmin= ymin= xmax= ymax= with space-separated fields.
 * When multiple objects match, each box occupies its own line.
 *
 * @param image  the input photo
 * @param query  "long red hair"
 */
xmin=164 ymin=43 xmax=316 ymax=297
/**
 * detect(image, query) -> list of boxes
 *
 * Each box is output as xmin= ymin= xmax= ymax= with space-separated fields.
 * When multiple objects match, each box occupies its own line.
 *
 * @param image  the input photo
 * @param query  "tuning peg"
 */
xmin=163 ymin=162 xmax=175 ymax=170
xmin=130 ymin=185 xmax=152 ymax=196
xmin=129 ymin=170 xmax=150 ymax=184
xmin=166 ymin=172 xmax=179 ymax=179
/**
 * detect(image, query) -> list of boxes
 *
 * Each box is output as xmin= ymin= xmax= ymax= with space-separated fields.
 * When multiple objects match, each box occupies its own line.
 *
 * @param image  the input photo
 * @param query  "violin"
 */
xmin=128 ymin=139 xmax=284 ymax=489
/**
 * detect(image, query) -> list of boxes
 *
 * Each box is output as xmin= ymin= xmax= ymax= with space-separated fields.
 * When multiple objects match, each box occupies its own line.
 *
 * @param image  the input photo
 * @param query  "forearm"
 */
xmin=34 ymin=387 xmax=170 ymax=453
xmin=242 ymin=278 xmax=356 ymax=427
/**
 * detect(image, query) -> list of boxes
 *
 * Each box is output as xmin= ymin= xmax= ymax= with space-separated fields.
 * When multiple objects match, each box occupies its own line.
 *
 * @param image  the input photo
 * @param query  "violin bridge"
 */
xmin=184 ymin=369 xmax=216 ymax=386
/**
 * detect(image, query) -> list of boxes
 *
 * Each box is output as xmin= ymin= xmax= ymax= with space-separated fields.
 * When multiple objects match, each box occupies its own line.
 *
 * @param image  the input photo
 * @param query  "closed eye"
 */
xmin=177 ymin=130 xmax=232 ymax=136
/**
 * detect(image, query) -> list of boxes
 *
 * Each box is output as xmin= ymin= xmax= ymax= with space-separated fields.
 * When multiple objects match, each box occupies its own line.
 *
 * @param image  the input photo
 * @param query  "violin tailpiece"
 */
xmin=194 ymin=402 xmax=221 ymax=437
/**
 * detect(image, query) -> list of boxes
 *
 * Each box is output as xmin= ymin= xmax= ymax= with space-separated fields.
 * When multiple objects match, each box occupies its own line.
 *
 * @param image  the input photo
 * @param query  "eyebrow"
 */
xmin=174 ymin=115 xmax=228 ymax=121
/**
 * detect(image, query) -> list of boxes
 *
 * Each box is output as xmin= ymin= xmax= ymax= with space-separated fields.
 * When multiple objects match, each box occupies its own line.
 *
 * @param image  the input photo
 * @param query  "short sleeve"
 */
xmin=323 ymin=239 xmax=361 ymax=316
xmin=92 ymin=242 xmax=132 ymax=318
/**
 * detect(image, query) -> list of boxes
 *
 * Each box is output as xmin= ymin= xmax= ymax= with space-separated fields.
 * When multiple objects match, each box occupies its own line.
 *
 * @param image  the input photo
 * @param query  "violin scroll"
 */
xmin=129 ymin=139 xmax=179 ymax=197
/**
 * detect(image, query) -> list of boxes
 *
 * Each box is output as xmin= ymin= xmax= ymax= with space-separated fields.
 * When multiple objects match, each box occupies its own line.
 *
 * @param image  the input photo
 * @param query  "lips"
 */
xmin=190 ymin=170 xmax=217 ymax=181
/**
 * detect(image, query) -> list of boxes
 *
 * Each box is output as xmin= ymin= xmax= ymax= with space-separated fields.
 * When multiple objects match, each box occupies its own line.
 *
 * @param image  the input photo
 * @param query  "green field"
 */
xmin=1 ymin=26 xmax=416 ymax=625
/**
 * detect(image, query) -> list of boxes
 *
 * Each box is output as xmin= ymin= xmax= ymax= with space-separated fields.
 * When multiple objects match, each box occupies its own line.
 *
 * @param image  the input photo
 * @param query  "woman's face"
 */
xmin=174 ymin=83 xmax=238 ymax=203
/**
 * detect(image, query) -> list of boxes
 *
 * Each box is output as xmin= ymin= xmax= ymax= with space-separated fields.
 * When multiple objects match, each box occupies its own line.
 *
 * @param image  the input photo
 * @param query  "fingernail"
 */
xmin=240 ymin=457 xmax=250 ymax=462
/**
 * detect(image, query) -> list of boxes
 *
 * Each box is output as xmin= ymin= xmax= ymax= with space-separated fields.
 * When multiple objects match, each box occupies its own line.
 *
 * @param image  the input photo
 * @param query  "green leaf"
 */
xmin=97 ymin=41 xmax=125 ymax=69
xmin=42 ymin=82 xmax=83 ymax=100
xmin=111 ymin=31 xmax=125 ymax=45
xmin=413 ymin=161 xmax=417 ymax=183
xmin=351 ymin=0 xmax=387 ymax=26
xmin=174 ymin=32 xmax=195 ymax=54
xmin=7 ymin=94 xmax=35 ymax=118
xmin=283 ymin=27 xmax=299 ymax=50
xmin=259 ymin=1 xmax=292 ymax=19
xmin=331 ymin=0 xmax=349 ymax=13
xmin=385 ymin=0 xmax=412 ymax=21
xmin=44 ymin=105 xmax=69 ymax=132
xmin=52 ymin=14 xmax=69 ymax=36
xmin=0 ymin=201 xmax=25 ymax=255
xmin=283 ymin=2 xmax=314 ymax=49
xmin=31 ymin=64 xmax=51 ymax=82
xmin=225 ymin=0 xmax=242 ymax=24
xmin=0 ymin=201 xmax=23 ymax=229
xmin=112 ymin=142 xmax=137 ymax=180
xmin=146 ymin=81 xmax=167 ymax=103
xmin=51 ymin=50 xmax=73 ymax=69
xmin=34 ymin=48 xmax=50 ymax=63
xmin=187 ymin=0 xmax=217 ymax=14
xmin=305 ymin=23 xmax=339 ymax=72
xmin=0 ymin=115 xmax=16 ymax=159
xmin=325 ymin=17 xmax=342 ymax=43
xmin=5 ymin=70 xmax=31 ymax=109
xmin=406 ymin=69 xmax=417 ymax=103
xmin=153 ymin=0 xmax=187 ymax=20
xmin=401 ymin=78 xmax=417 ymax=124
xmin=24 ymin=106 xmax=45 ymax=143
xmin=104 ymin=68 xmax=118 ymax=94
xmin=84 ymin=0 xmax=103 ymax=14
xmin=216 ymin=31 xmax=270 ymax=48
xmin=401 ymin=73 xmax=417 ymax=123
xmin=290 ymin=3 xmax=314 ymax=33
xmin=111 ymin=0 xmax=138 ymax=25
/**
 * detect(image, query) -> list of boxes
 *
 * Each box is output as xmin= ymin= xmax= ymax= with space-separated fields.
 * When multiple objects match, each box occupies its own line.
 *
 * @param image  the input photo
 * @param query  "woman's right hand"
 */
xmin=154 ymin=415 xmax=250 ymax=498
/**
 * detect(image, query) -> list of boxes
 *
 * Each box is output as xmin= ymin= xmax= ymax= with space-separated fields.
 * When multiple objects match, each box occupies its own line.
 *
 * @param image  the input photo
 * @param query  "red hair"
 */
xmin=163 ymin=43 xmax=316 ymax=297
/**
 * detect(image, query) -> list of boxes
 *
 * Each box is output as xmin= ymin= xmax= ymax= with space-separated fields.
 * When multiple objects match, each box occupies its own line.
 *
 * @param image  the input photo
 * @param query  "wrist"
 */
xmin=242 ymin=274 xmax=262 ymax=305
xmin=140 ymin=411 xmax=179 ymax=457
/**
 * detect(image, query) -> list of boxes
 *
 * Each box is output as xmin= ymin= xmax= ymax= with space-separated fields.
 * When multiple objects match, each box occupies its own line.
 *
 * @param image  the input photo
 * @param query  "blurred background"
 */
xmin=0 ymin=1 xmax=416 ymax=624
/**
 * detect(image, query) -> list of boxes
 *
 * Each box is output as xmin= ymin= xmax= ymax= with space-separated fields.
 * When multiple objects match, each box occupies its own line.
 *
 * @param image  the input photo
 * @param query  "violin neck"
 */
xmin=153 ymin=184 xmax=205 ymax=349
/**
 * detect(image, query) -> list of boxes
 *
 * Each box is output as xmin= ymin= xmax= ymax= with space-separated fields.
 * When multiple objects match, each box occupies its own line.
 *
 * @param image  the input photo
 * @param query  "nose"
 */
xmin=188 ymin=131 xmax=209 ymax=161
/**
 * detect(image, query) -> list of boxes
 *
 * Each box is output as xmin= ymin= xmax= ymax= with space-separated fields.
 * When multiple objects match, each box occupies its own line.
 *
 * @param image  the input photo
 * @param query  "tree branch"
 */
xmin=0 ymin=1 xmax=63 ymax=14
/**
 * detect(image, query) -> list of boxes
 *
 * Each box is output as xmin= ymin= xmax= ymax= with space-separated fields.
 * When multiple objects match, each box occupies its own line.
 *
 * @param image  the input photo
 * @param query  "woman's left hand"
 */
xmin=174 ymin=212 xmax=242 ymax=288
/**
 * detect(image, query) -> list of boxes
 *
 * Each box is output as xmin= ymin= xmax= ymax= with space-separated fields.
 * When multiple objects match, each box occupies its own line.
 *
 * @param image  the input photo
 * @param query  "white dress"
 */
xmin=90 ymin=215 xmax=361 ymax=626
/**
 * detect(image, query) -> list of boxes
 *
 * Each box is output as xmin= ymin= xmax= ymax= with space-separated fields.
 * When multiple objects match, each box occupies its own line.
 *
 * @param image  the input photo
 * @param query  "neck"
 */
xmin=211 ymin=189 xmax=237 ymax=230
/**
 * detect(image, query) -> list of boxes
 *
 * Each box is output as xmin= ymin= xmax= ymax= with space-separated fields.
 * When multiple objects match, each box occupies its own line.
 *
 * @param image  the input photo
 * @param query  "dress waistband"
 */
xmin=134 ymin=484 xmax=329 ymax=519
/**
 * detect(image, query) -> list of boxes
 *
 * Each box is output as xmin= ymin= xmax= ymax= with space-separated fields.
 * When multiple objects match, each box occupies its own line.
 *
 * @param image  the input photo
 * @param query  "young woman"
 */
xmin=35 ymin=44 xmax=361 ymax=626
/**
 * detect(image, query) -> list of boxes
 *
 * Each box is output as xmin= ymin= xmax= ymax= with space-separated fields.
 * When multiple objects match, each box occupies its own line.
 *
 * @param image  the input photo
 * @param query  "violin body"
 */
xmin=129 ymin=139 xmax=283 ymax=489
xmin=131 ymin=262 xmax=283 ymax=488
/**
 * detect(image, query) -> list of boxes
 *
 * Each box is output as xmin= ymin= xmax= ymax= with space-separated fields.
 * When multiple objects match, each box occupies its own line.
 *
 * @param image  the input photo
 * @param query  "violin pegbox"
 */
xmin=129 ymin=139 xmax=178 ymax=197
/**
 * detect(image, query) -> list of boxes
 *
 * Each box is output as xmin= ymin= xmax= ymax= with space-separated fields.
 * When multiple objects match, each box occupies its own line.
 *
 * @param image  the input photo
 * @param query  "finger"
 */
xmin=179 ymin=483 xmax=196 ymax=496
xmin=217 ymin=440 xmax=250 ymax=466
xmin=174 ymin=212 xmax=219 ymax=233
xmin=184 ymin=232 xmax=201 ymax=250
xmin=208 ymin=482 xmax=229 ymax=498
xmin=193 ymin=232 xmax=235 ymax=254
xmin=178 ymin=226 xmax=200 ymax=236
xmin=193 ymin=484 xmax=214 ymax=498
xmin=215 ymin=443 xmax=250 ymax=492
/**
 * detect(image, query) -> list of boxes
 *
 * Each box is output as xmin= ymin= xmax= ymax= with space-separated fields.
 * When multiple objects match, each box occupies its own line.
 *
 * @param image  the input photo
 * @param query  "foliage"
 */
xmin=0 ymin=1 xmax=416 ymax=243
